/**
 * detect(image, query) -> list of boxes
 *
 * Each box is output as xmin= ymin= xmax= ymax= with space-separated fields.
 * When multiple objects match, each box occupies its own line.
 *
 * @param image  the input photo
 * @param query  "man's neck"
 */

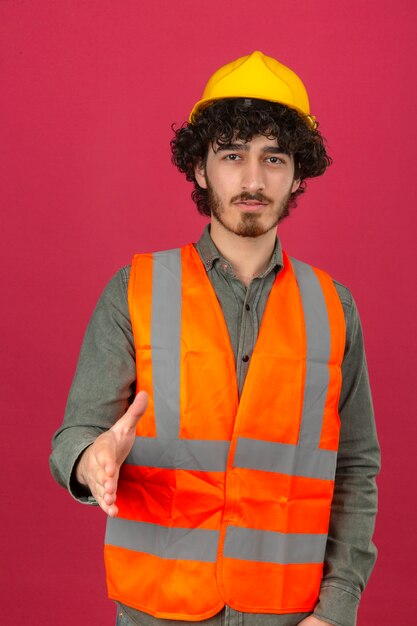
xmin=210 ymin=219 xmax=277 ymax=287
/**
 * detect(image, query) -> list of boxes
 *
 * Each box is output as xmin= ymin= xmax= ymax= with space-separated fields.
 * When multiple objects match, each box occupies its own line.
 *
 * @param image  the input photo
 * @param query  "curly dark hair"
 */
xmin=171 ymin=98 xmax=331 ymax=220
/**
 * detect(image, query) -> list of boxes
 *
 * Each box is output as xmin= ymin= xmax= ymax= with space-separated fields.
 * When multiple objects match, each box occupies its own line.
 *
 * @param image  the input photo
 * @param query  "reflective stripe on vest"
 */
xmin=104 ymin=243 xmax=345 ymax=619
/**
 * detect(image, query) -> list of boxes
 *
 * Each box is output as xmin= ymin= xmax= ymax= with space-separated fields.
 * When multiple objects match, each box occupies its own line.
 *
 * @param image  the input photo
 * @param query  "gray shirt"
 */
xmin=50 ymin=226 xmax=380 ymax=626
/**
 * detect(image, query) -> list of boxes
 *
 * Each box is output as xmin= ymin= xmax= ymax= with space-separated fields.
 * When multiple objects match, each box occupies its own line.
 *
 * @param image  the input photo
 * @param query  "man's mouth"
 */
xmin=237 ymin=200 xmax=267 ymax=206
xmin=231 ymin=193 xmax=271 ymax=209
xmin=234 ymin=199 xmax=269 ymax=211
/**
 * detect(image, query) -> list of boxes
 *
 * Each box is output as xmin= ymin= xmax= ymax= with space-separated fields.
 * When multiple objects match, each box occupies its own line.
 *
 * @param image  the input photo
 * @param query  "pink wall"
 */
xmin=1 ymin=1 xmax=415 ymax=624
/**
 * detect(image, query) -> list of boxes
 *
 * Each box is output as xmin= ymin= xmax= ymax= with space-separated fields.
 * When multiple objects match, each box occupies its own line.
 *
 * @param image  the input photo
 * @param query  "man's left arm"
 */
xmin=303 ymin=286 xmax=380 ymax=626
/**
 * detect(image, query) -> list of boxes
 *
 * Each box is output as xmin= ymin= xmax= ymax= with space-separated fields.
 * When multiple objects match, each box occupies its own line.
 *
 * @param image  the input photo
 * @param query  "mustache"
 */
xmin=231 ymin=192 xmax=272 ymax=203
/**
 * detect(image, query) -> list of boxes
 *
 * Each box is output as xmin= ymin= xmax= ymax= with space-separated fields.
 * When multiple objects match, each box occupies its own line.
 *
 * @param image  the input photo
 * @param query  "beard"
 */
xmin=206 ymin=179 xmax=293 ymax=238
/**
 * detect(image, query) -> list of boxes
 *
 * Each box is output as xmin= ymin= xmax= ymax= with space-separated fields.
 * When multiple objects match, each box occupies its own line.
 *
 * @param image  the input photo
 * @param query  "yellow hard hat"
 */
xmin=189 ymin=50 xmax=316 ymax=128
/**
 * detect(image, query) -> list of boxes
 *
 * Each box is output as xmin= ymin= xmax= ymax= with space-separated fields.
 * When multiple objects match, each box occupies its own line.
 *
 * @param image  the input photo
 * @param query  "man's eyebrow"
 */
xmin=261 ymin=146 xmax=290 ymax=156
xmin=214 ymin=143 xmax=250 ymax=153
xmin=213 ymin=143 xmax=290 ymax=156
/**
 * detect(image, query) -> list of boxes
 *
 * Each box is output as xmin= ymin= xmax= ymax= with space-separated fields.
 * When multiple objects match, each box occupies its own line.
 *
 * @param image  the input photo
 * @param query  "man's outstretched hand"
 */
xmin=75 ymin=390 xmax=148 ymax=517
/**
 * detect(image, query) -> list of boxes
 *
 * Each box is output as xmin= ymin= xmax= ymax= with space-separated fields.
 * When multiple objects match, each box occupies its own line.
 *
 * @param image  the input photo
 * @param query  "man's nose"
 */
xmin=241 ymin=161 xmax=265 ymax=192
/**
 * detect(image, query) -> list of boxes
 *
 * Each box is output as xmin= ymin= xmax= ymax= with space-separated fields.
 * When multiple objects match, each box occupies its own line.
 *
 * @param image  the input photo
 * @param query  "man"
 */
xmin=50 ymin=51 xmax=380 ymax=626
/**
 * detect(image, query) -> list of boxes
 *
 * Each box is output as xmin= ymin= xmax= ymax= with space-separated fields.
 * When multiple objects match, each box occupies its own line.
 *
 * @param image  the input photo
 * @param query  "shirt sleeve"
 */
xmin=313 ymin=284 xmax=380 ymax=626
xmin=49 ymin=266 xmax=135 ymax=502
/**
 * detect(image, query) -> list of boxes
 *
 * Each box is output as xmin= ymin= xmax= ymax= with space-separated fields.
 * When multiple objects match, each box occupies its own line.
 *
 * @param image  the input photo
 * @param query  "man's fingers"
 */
xmin=92 ymin=461 xmax=118 ymax=498
xmin=94 ymin=491 xmax=119 ymax=518
xmin=103 ymin=491 xmax=116 ymax=505
xmin=106 ymin=503 xmax=119 ymax=517
xmin=90 ymin=472 xmax=118 ymax=512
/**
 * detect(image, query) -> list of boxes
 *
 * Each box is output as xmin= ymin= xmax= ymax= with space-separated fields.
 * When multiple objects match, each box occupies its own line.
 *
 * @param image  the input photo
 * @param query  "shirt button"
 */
xmin=242 ymin=355 xmax=249 ymax=362
xmin=245 ymin=304 xmax=250 ymax=311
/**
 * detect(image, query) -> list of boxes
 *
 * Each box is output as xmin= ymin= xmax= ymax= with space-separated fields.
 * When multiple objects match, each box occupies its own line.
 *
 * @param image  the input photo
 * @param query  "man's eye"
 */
xmin=224 ymin=154 xmax=240 ymax=161
xmin=267 ymin=156 xmax=283 ymax=164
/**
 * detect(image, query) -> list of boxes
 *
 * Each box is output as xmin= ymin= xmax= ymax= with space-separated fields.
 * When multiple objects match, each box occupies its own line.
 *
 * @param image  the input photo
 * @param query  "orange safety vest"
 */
xmin=104 ymin=243 xmax=345 ymax=620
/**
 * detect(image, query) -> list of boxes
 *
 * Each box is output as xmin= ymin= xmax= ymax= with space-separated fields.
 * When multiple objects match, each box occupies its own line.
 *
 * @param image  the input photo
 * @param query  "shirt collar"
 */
xmin=195 ymin=224 xmax=284 ymax=278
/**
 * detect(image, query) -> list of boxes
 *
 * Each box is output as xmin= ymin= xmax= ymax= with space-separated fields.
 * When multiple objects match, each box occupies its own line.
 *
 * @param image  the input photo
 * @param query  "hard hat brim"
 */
xmin=189 ymin=96 xmax=317 ymax=130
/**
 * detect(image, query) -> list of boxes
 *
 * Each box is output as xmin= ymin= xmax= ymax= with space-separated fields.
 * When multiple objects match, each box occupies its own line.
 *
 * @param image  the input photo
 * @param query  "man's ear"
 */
xmin=291 ymin=177 xmax=301 ymax=194
xmin=194 ymin=161 xmax=207 ymax=189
